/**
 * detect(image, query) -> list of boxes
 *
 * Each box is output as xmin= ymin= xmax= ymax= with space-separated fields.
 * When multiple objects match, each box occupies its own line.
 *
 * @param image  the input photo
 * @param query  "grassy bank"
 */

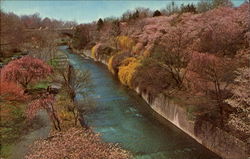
xmin=1 ymin=47 xmax=131 ymax=159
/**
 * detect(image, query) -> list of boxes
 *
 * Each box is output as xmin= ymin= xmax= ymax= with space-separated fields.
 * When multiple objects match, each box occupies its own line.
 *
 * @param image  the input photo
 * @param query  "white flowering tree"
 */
xmin=225 ymin=67 xmax=250 ymax=133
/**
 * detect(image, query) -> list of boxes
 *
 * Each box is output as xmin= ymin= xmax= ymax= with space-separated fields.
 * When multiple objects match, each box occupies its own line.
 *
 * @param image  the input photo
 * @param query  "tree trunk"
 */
xmin=214 ymin=80 xmax=224 ymax=127
xmin=52 ymin=112 xmax=61 ymax=131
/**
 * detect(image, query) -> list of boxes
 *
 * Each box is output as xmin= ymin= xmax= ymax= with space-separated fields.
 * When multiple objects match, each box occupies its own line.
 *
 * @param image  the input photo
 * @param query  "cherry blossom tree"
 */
xmin=0 ymin=80 xmax=27 ymax=101
xmin=225 ymin=67 xmax=250 ymax=133
xmin=26 ymin=93 xmax=61 ymax=131
xmin=186 ymin=52 xmax=237 ymax=124
xmin=148 ymin=23 xmax=195 ymax=89
xmin=1 ymin=56 xmax=52 ymax=89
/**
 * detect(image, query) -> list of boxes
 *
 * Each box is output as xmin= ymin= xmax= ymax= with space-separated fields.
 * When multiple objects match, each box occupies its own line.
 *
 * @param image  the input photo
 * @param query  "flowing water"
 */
xmin=60 ymin=46 xmax=221 ymax=159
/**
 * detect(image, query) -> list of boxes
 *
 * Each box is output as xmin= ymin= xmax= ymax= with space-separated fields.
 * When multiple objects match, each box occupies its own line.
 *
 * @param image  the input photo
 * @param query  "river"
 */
xmin=60 ymin=46 xmax=221 ymax=159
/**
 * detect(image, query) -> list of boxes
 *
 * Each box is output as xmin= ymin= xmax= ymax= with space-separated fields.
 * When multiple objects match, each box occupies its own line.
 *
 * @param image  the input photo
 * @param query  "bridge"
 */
xmin=54 ymin=28 xmax=75 ymax=37
xmin=24 ymin=28 xmax=75 ymax=37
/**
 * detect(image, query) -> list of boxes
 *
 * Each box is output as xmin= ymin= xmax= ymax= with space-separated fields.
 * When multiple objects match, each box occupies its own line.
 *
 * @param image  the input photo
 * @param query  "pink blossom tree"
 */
xmin=225 ymin=67 xmax=250 ymax=133
xmin=186 ymin=52 xmax=237 ymax=124
xmin=1 ymin=56 xmax=52 ymax=89
xmin=26 ymin=93 xmax=61 ymax=131
xmin=0 ymin=80 xmax=27 ymax=101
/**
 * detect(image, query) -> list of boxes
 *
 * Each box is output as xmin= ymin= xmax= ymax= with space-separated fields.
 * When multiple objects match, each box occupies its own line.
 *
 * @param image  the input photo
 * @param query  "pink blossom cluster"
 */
xmin=1 ymin=56 xmax=52 ymax=88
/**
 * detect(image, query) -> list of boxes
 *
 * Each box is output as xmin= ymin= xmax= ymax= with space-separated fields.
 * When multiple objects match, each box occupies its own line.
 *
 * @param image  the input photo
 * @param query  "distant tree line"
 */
xmin=0 ymin=11 xmax=77 ymax=59
xmin=71 ymin=0 xmax=237 ymax=50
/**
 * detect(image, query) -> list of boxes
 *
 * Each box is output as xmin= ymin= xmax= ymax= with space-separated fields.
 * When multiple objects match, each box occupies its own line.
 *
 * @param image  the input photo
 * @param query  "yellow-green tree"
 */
xmin=118 ymin=57 xmax=140 ymax=88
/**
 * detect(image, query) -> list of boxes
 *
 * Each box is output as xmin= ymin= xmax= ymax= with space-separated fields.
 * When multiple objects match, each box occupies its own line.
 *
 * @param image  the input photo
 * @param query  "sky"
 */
xmin=1 ymin=0 xmax=246 ymax=23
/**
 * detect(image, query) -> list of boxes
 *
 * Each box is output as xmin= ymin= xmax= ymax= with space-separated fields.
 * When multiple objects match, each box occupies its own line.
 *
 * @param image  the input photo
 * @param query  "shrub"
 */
xmin=108 ymin=52 xmax=131 ymax=74
xmin=91 ymin=43 xmax=114 ymax=60
xmin=118 ymin=57 xmax=140 ymax=88
xmin=116 ymin=36 xmax=135 ymax=51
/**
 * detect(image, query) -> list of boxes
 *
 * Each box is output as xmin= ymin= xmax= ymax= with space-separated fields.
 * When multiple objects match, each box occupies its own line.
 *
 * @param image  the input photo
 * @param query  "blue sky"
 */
xmin=1 ymin=0 xmax=246 ymax=23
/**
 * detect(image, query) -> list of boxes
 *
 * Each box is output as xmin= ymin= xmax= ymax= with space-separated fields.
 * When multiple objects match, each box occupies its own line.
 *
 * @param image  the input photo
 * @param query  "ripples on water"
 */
xmin=61 ymin=46 xmax=221 ymax=159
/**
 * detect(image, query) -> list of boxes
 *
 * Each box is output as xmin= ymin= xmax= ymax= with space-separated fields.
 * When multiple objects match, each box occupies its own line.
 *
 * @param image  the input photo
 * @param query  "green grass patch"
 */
xmin=0 ymin=144 xmax=13 ymax=158
xmin=49 ymin=58 xmax=59 ymax=67
xmin=0 ymin=102 xmax=26 ymax=158
xmin=29 ymin=81 xmax=50 ymax=89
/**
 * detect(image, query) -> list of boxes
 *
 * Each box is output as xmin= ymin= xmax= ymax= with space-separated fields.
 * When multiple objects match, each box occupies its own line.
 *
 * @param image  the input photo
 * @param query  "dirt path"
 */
xmin=9 ymin=110 xmax=51 ymax=159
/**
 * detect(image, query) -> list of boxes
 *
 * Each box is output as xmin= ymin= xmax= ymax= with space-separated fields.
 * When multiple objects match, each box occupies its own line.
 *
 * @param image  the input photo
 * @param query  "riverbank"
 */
xmin=1 ymin=48 xmax=131 ymax=159
xmin=0 ymin=105 xmax=51 ymax=159
xmin=0 ymin=81 xmax=52 ymax=159
xmin=25 ymin=88 xmax=131 ymax=159
xmin=22 ymin=48 xmax=131 ymax=159
xmin=73 ymin=48 xmax=249 ymax=159
xmin=9 ymin=111 xmax=51 ymax=159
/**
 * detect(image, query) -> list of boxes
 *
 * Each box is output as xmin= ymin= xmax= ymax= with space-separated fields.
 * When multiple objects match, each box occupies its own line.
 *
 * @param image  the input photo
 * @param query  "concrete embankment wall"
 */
xmin=75 ymin=48 xmax=249 ymax=159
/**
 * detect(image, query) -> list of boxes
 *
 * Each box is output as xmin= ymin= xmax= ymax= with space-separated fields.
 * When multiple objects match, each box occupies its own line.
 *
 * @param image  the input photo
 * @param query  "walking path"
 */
xmin=9 ymin=110 xmax=51 ymax=159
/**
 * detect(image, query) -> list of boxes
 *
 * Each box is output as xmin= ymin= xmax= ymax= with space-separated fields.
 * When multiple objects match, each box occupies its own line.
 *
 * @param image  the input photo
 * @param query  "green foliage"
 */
xmin=48 ymin=58 xmax=59 ymax=67
xmin=0 ymin=144 xmax=13 ymax=158
xmin=29 ymin=81 xmax=50 ymax=89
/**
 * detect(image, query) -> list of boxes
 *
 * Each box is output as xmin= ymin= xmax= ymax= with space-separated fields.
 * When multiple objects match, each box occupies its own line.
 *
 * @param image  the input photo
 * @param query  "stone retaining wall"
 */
xmin=76 ymin=49 xmax=249 ymax=159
